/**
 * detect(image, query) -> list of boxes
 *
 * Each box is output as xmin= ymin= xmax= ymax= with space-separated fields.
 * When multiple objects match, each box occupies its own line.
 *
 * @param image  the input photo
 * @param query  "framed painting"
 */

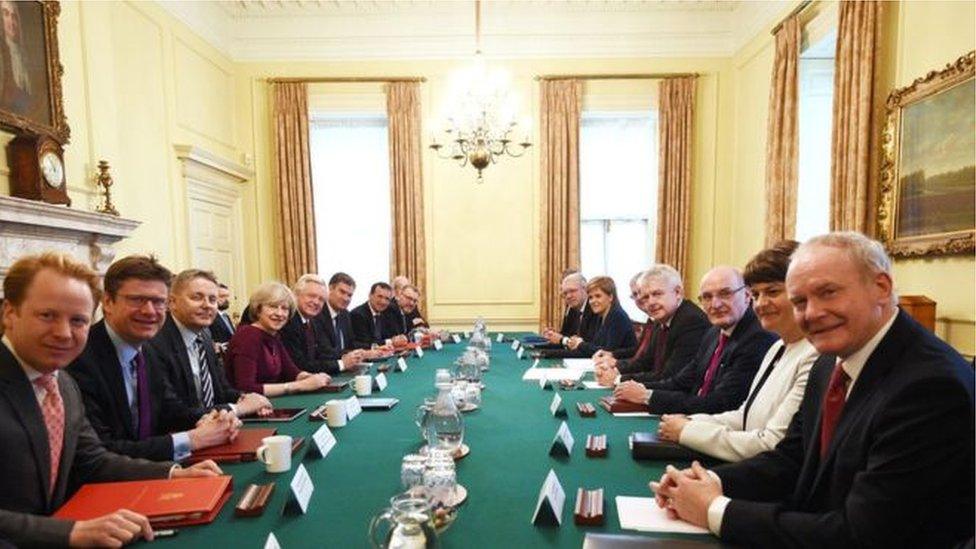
xmin=878 ymin=51 xmax=974 ymax=257
xmin=0 ymin=0 xmax=69 ymax=143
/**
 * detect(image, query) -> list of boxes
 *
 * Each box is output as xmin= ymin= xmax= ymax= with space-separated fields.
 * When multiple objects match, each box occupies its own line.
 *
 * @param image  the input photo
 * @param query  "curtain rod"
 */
xmin=535 ymin=73 xmax=698 ymax=81
xmin=266 ymin=76 xmax=427 ymax=84
xmin=770 ymin=0 xmax=813 ymax=35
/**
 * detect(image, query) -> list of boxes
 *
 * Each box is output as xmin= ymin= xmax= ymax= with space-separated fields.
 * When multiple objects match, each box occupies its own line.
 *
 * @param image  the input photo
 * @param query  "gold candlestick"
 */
xmin=95 ymin=160 xmax=119 ymax=216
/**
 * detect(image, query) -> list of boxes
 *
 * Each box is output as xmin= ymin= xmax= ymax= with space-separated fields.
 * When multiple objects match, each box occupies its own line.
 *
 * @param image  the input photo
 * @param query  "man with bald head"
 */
xmin=539 ymin=272 xmax=598 ymax=355
xmin=614 ymin=265 xmax=776 ymax=415
xmin=652 ymin=232 xmax=974 ymax=547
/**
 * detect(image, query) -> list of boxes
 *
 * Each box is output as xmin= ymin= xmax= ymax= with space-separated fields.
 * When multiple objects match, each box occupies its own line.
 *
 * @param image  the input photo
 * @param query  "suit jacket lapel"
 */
xmin=0 ymin=345 xmax=53 ymax=506
xmin=166 ymin=319 xmax=195 ymax=398
xmin=92 ymin=322 xmax=136 ymax=439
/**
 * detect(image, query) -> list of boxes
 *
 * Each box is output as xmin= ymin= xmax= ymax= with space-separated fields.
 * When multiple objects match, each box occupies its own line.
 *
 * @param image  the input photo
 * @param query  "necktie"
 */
xmin=194 ymin=335 xmax=214 ymax=408
xmin=132 ymin=352 xmax=152 ymax=440
xmin=633 ymin=323 xmax=654 ymax=361
xmin=652 ymin=324 xmax=670 ymax=373
xmin=372 ymin=314 xmax=382 ymax=341
xmin=819 ymin=360 xmax=850 ymax=458
xmin=741 ymin=344 xmax=787 ymax=428
xmin=697 ymin=333 xmax=728 ymax=397
xmin=334 ymin=315 xmax=345 ymax=350
xmin=34 ymin=374 xmax=64 ymax=496
xmin=304 ymin=319 xmax=316 ymax=358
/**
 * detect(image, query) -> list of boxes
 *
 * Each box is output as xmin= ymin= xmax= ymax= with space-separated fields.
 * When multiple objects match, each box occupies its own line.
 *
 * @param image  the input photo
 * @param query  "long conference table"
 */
xmin=152 ymin=334 xmax=717 ymax=548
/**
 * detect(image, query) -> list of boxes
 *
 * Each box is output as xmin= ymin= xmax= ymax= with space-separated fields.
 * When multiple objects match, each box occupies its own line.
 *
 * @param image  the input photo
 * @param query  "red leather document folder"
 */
xmin=55 ymin=476 xmax=233 ymax=527
xmin=598 ymin=396 xmax=651 ymax=414
xmin=187 ymin=428 xmax=277 ymax=463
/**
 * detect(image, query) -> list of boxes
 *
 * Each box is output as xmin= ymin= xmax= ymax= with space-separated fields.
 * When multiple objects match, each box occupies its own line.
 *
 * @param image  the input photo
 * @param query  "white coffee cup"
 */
xmin=355 ymin=374 xmax=373 ymax=396
xmin=255 ymin=435 xmax=292 ymax=473
xmin=325 ymin=400 xmax=347 ymax=427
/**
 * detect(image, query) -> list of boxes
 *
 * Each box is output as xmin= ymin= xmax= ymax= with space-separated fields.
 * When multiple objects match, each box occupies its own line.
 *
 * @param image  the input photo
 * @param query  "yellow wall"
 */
xmin=727 ymin=0 xmax=976 ymax=355
xmin=235 ymin=57 xmax=734 ymax=329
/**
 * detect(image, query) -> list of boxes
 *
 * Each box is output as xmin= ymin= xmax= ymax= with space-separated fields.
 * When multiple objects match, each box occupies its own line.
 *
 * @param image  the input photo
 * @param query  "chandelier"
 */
xmin=429 ymin=1 xmax=531 ymax=183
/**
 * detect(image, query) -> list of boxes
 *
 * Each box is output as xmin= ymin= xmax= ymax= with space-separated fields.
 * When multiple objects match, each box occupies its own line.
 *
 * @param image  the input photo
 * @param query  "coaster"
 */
xmin=419 ymin=443 xmax=471 ymax=461
xmin=459 ymin=402 xmax=480 ymax=413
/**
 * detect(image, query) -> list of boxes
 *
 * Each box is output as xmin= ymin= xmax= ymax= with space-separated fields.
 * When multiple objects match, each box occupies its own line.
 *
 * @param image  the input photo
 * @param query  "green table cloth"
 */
xmin=151 ymin=333 xmax=715 ymax=548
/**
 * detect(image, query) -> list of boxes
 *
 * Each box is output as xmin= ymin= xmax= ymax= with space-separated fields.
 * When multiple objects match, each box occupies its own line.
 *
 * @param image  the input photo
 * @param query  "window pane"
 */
xmin=796 ymin=32 xmax=836 ymax=241
xmin=606 ymin=220 xmax=651 ymax=321
xmin=310 ymin=115 xmax=391 ymax=305
xmin=580 ymin=113 xmax=658 ymax=220
xmin=580 ymin=220 xmax=605 ymax=281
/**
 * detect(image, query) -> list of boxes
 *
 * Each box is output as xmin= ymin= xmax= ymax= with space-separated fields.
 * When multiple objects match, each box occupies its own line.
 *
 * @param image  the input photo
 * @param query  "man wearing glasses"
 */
xmin=68 ymin=255 xmax=240 ymax=462
xmin=614 ymin=266 xmax=777 ymax=415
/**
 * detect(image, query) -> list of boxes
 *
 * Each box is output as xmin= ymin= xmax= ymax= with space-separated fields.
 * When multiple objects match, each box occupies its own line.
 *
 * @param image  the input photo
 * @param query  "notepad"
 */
xmin=521 ymin=368 xmax=583 ymax=382
xmin=563 ymin=359 xmax=595 ymax=372
xmin=615 ymin=496 xmax=710 ymax=534
xmin=582 ymin=381 xmax=612 ymax=390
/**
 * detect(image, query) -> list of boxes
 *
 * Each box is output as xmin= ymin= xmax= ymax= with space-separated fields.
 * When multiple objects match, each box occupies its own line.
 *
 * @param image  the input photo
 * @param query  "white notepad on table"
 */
xmin=562 ymin=358 xmax=595 ymax=372
xmin=581 ymin=381 xmax=611 ymax=390
xmin=615 ymin=496 xmax=710 ymax=534
xmin=521 ymin=368 xmax=583 ymax=382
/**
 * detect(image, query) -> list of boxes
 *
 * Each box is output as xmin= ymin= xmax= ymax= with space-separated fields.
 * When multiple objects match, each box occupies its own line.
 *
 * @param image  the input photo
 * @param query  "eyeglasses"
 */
xmin=697 ymin=285 xmax=746 ymax=305
xmin=117 ymin=294 xmax=168 ymax=311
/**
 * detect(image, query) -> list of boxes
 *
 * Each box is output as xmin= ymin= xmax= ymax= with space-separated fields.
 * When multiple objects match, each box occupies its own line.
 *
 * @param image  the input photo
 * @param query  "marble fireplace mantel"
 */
xmin=0 ymin=195 xmax=140 ymax=297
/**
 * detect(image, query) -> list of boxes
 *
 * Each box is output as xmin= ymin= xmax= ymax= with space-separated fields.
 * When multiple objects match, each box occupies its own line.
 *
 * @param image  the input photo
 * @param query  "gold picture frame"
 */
xmin=877 ymin=51 xmax=974 ymax=257
xmin=0 ymin=0 xmax=70 ymax=144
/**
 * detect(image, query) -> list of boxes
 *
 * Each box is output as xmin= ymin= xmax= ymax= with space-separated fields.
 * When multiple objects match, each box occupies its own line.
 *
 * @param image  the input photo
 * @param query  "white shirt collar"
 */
xmin=720 ymin=319 xmax=739 ymax=338
xmin=1 ymin=335 xmax=55 ymax=382
xmin=839 ymin=310 xmax=898 ymax=392
xmin=172 ymin=316 xmax=202 ymax=348
xmin=104 ymin=322 xmax=141 ymax=369
xmin=326 ymin=303 xmax=339 ymax=320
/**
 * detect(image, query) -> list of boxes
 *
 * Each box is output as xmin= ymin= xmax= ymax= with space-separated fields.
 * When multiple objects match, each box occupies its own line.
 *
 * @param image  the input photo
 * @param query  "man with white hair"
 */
xmin=595 ymin=265 xmax=709 ymax=385
xmin=538 ymin=272 xmax=598 ymax=357
xmin=652 ymin=232 xmax=974 ymax=547
xmin=279 ymin=274 xmax=364 ymax=375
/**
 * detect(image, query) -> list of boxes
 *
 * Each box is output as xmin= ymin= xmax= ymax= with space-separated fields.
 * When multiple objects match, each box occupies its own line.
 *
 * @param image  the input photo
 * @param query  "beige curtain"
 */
xmin=830 ymin=0 xmax=881 ymax=233
xmin=386 ymin=82 xmax=428 ymax=308
xmin=539 ymin=79 xmax=583 ymax=330
xmin=765 ymin=15 xmax=801 ymax=245
xmin=271 ymin=82 xmax=317 ymax=284
xmin=656 ymin=77 xmax=696 ymax=280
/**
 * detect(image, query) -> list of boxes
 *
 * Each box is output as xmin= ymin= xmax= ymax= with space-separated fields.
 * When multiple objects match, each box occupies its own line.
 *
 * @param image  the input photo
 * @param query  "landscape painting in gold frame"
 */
xmin=878 ymin=51 xmax=974 ymax=257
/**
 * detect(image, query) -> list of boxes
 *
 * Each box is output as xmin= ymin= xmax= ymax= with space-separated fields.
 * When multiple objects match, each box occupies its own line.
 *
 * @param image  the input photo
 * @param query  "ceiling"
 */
xmin=157 ymin=0 xmax=789 ymax=61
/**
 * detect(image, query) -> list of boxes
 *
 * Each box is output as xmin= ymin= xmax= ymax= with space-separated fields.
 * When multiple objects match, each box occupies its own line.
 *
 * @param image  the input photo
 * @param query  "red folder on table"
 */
xmin=54 ymin=476 xmax=232 ymax=527
xmin=598 ymin=396 xmax=651 ymax=414
xmin=187 ymin=428 xmax=276 ymax=463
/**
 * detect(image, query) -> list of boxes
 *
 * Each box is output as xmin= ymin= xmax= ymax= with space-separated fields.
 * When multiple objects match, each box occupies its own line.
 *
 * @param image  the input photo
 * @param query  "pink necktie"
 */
xmin=34 ymin=374 xmax=64 ymax=496
xmin=697 ymin=333 xmax=728 ymax=396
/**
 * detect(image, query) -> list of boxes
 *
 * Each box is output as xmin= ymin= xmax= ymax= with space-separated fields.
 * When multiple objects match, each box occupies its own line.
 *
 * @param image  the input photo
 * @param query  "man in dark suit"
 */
xmin=280 ymin=274 xmax=364 ymax=375
xmin=351 ymin=282 xmax=407 ymax=349
xmin=653 ymin=232 xmax=974 ymax=547
xmin=614 ymin=266 xmax=777 ymax=415
xmin=596 ymin=265 xmax=709 ymax=385
xmin=208 ymin=282 xmax=235 ymax=344
xmin=322 ymin=272 xmax=382 ymax=362
xmin=68 ymin=255 xmax=240 ymax=462
xmin=537 ymin=273 xmax=600 ymax=358
xmin=0 ymin=253 xmax=220 ymax=547
xmin=148 ymin=269 xmax=271 ymax=416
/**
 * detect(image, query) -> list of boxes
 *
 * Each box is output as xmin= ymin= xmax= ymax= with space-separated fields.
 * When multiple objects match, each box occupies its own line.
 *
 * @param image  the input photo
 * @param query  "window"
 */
xmin=795 ymin=27 xmax=837 ymax=241
xmin=579 ymin=112 xmax=658 ymax=321
xmin=309 ymin=115 xmax=390 ymax=305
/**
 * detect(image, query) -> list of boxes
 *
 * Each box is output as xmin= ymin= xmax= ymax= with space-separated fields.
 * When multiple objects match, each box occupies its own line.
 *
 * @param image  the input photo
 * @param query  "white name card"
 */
xmin=496 ymin=333 xmax=505 ymax=342
xmin=517 ymin=347 xmax=525 ymax=360
xmin=346 ymin=396 xmax=362 ymax=420
xmin=511 ymin=340 xmax=520 ymax=351
xmin=397 ymin=357 xmax=408 ymax=372
xmin=415 ymin=346 xmax=424 ymax=359
xmin=550 ymin=393 xmax=566 ymax=417
xmin=531 ymin=469 xmax=566 ymax=526
xmin=532 ymin=358 xmax=540 ymax=369
xmin=539 ymin=375 xmax=550 ymax=390
xmin=463 ymin=331 xmax=470 ymax=339
xmin=264 ymin=533 xmax=281 ymax=549
xmin=549 ymin=421 xmax=574 ymax=457
xmin=310 ymin=424 xmax=336 ymax=458
xmin=288 ymin=463 xmax=314 ymax=514
xmin=373 ymin=372 xmax=388 ymax=392
xmin=433 ymin=339 xmax=444 ymax=351
xmin=451 ymin=334 xmax=461 ymax=344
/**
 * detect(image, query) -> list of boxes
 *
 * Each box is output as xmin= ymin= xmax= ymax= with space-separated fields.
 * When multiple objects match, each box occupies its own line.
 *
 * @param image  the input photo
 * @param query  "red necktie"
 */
xmin=819 ymin=360 xmax=850 ymax=458
xmin=652 ymin=324 xmax=670 ymax=373
xmin=697 ymin=333 xmax=728 ymax=396
xmin=34 ymin=374 xmax=64 ymax=496
xmin=304 ymin=320 xmax=316 ymax=358
xmin=634 ymin=322 xmax=654 ymax=359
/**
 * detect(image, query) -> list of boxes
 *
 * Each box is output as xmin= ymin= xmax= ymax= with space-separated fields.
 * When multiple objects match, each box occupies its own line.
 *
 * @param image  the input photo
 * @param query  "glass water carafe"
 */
xmin=369 ymin=494 xmax=440 ymax=549
xmin=426 ymin=383 xmax=463 ymax=454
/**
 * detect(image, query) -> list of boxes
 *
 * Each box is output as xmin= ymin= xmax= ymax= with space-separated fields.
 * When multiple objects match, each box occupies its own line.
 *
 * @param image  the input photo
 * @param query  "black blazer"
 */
xmin=383 ymin=300 xmax=429 ymax=336
xmin=714 ymin=310 xmax=975 ymax=548
xmin=320 ymin=308 xmax=355 ymax=356
xmin=644 ymin=307 xmax=776 ymax=415
xmin=0 ymin=344 xmax=172 ymax=547
xmin=539 ymin=304 xmax=601 ymax=358
xmin=350 ymin=302 xmax=398 ymax=348
xmin=67 ymin=321 xmax=202 ymax=461
xmin=147 ymin=315 xmax=241 ymax=411
xmin=279 ymin=313 xmax=342 ymax=375
xmin=573 ymin=303 xmax=639 ymax=356
xmin=208 ymin=311 xmax=235 ymax=344
xmin=621 ymin=300 xmax=710 ymax=383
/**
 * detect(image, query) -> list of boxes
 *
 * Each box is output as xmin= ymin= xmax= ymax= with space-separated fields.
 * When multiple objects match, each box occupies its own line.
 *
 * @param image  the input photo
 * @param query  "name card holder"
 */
xmin=283 ymin=463 xmax=313 ymax=515
xmin=451 ymin=334 xmax=462 ymax=344
xmin=373 ymin=372 xmax=388 ymax=392
xmin=346 ymin=396 xmax=362 ymax=420
xmin=550 ymin=393 xmax=567 ymax=417
xmin=516 ymin=347 xmax=525 ymax=360
xmin=577 ymin=402 xmax=596 ymax=418
xmin=396 ymin=357 xmax=408 ymax=372
xmin=415 ymin=347 xmax=424 ymax=359
xmin=585 ymin=434 xmax=607 ymax=458
xmin=496 ymin=333 xmax=505 ymax=343
xmin=531 ymin=469 xmax=566 ymax=526
xmin=433 ymin=339 xmax=444 ymax=351
xmin=549 ymin=421 xmax=574 ymax=457
xmin=532 ymin=358 xmax=540 ymax=369
xmin=511 ymin=340 xmax=520 ymax=351
xmin=309 ymin=424 xmax=336 ymax=459
xmin=540 ymin=376 xmax=553 ymax=391
xmin=573 ymin=488 xmax=605 ymax=526
xmin=463 ymin=332 xmax=470 ymax=339
xmin=264 ymin=533 xmax=281 ymax=549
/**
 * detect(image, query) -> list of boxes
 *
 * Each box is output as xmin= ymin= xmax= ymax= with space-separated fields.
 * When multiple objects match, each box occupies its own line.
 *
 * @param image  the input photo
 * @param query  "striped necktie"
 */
xmin=195 ymin=335 xmax=215 ymax=408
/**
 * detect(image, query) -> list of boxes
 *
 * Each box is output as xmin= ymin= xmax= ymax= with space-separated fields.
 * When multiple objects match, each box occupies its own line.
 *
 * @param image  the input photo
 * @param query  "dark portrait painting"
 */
xmin=0 ymin=0 xmax=52 ymax=127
